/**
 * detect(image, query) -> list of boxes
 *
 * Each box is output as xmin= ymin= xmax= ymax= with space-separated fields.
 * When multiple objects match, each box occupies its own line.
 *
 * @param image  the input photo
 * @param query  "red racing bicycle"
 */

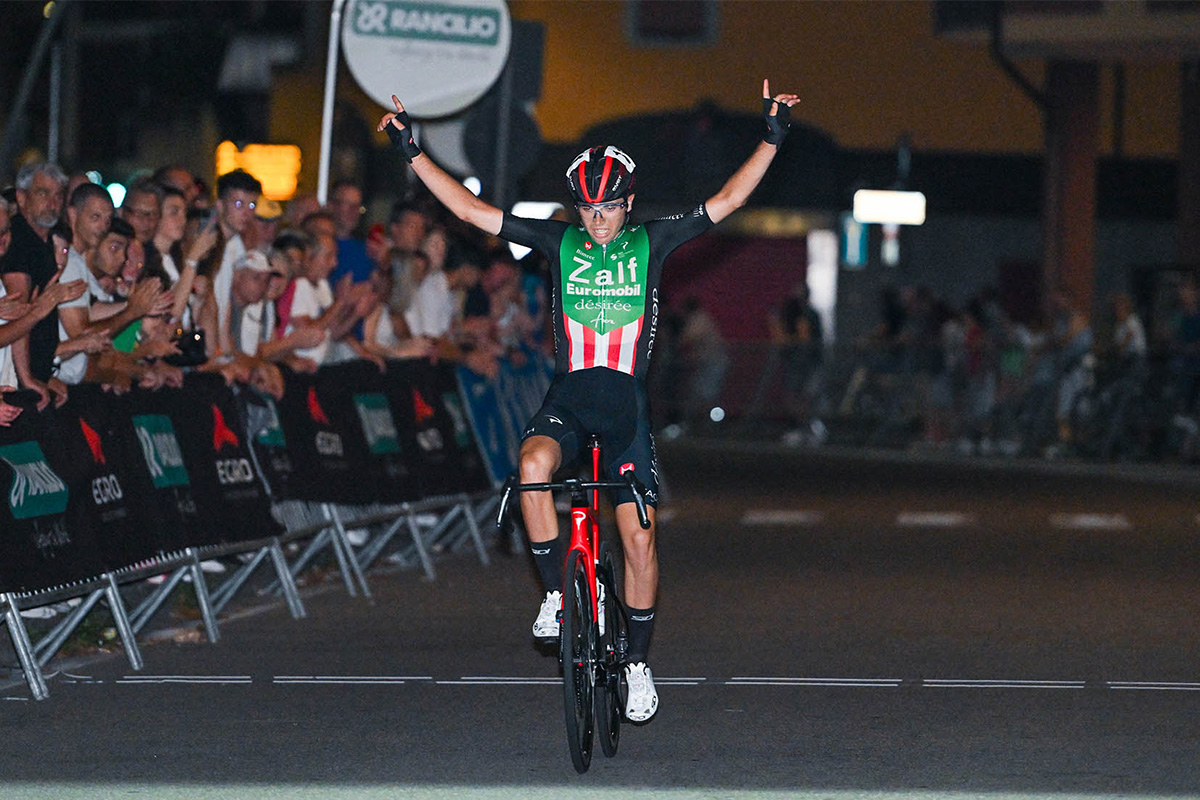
xmin=498 ymin=434 xmax=652 ymax=773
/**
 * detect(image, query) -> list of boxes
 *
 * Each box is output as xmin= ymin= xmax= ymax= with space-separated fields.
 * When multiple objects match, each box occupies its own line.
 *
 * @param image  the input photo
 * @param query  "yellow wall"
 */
xmin=272 ymin=0 xmax=1183 ymax=194
xmin=509 ymin=0 xmax=1179 ymax=157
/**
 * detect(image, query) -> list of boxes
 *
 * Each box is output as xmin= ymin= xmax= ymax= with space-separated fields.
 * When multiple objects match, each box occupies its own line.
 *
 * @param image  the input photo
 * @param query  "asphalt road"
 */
xmin=4 ymin=441 xmax=1200 ymax=799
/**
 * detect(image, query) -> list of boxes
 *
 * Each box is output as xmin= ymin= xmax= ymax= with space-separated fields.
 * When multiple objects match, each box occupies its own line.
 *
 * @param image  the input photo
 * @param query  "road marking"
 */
xmin=62 ymin=672 xmax=103 ymax=685
xmin=438 ymin=676 xmax=559 ymax=686
xmin=655 ymin=677 xmax=707 ymax=686
xmin=116 ymin=675 xmax=252 ymax=684
xmin=36 ymin=674 xmax=1200 ymax=695
xmin=895 ymin=512 xmax=975 ymax=527
xmin=274 ymin=675 xmax=430 ymax=685
xmin=728 ymin=677 xmax=901 ymax=688
xmin=924 ymin=679 xmax=1085 ymax=689
xmin=1049 ymin=513 xmax=1131 ymax=530
xmin=741 ymin=509 xmax=824 ymax=526
xmin=1108 ymin=681 xmax=1200 ymax=691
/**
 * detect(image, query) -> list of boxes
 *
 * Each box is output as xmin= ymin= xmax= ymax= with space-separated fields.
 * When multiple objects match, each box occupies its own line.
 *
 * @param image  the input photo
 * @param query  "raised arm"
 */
xmin=377 ymin=95 xmax=504 ymax=236
xmin=704 ymin=79 xmax=799 ymax=225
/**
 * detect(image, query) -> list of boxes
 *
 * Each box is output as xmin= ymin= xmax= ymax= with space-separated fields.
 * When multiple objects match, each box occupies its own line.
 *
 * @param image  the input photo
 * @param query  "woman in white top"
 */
xmin=152 ymin=187 xmax=220 ymax=329
xmin=362 ymin=267 xmax=434 ymax=361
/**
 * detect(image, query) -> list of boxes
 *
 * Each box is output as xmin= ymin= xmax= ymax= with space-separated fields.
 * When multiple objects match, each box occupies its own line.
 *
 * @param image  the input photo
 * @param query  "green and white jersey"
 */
xmin=501 ymin=206 xmax=712 ymax=380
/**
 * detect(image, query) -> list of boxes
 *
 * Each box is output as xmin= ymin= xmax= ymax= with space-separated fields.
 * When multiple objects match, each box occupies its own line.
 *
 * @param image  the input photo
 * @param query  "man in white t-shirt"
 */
xmin=65 ymin=183 xmax=114 ymax=266
xmin=211 ymin=170 xmax=262 ymax=356
xmin=57 ymin=218 xmax=168 ymax=384
xmin=229 ymin=250 xmax=272 ymax=356
xmin=286 ymin=230 xmax=338 ymax=365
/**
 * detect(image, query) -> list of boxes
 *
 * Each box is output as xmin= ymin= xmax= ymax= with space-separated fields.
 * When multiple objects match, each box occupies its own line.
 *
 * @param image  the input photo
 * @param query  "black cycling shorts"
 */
xmin=521 ymin=367 xmax=659 ymax=508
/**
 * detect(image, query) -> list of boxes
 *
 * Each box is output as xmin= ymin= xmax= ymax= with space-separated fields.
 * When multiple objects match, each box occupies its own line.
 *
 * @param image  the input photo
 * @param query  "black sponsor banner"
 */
xmin=0 ymin=359 xmax=495 ymax=592
xmin=122 ymin=383 xmax=213 ymax=549
xmin=430 ymin=361 xmax=490 ymax=494
xmin=59 ymin=386 xmax=164 ymax=568
xmin=0 ymin=391 xmax=105 ymax=593
xmin=316 ymin=360 xmax=420 ymax=505
xmin=269 ymin=366 xmax=375 ymax=504
xmin=159 ymin=374 xmax=281 ymax=545
xmin=239 ymin=386 xmax=295 ymax=501
xmin=384 ymin=360 xmax=489 ymax=497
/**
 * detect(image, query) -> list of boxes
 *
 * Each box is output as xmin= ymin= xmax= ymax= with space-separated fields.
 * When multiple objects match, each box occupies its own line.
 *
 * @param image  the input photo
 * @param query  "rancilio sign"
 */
xmin=342 ymin=0 xmax=512 ymax=119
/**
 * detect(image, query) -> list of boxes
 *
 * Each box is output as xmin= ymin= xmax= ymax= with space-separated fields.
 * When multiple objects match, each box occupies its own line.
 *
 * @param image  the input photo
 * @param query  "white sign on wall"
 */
xmin=342 ymin=0 xmax=512 ymax=119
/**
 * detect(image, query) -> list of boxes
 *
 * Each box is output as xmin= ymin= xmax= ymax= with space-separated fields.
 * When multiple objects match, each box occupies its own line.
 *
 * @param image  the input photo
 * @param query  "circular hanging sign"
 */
xmin=342 ymin=0 xmax=512 ymax=119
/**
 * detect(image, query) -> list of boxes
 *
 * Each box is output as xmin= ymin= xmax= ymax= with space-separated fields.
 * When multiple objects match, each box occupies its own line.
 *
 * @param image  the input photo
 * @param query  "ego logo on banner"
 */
xmin=79 ymin=418 xmax=124 ymax=506
xmin=211 ymin=404 xmax=255 ymax=486
xmin=307 ymin=388 xmax=345 ymax=457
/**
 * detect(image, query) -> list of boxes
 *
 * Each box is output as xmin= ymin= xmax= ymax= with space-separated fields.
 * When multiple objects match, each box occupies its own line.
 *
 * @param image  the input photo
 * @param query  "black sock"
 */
xmin=529 ymin=537 xmax=563 ymax=594
xmin=626 ymin=605 xmax=656 ymax=664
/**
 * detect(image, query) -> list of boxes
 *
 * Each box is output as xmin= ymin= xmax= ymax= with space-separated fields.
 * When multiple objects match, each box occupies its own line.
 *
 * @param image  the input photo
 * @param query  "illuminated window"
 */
xmin=215 ymin=141 xmax=302 ymax=201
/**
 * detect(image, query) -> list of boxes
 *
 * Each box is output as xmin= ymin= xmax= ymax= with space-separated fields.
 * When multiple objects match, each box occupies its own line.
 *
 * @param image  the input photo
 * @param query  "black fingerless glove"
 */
xmin=762 ymin=97 xmax=791 ymax=145
xmin=385 ymin=111 xmax=423 ymax=163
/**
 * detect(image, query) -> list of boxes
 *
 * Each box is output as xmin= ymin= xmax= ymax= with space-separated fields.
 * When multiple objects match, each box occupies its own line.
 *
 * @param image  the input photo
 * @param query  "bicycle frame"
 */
xmin=495 ymin=434 xmax=652 ymax=633
xmin=565 ymin=436 xmax=604 ymax=626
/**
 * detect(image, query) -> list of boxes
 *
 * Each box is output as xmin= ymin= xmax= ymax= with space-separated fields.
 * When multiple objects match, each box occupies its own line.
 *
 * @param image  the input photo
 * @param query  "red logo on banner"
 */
xmin=307 ymin=387 xmax=331 ymax=426
xmin=79 ymin=418 xmax=105 ymax=464
xmin=413 ymin=389 xmax=435 ymax=425
xmin=212 ymin=404 xmax=240 ymax=451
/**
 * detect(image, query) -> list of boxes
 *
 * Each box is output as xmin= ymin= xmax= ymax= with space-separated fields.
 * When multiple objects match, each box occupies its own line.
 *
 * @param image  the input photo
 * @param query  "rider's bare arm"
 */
xmin=704 ymin=79 xmax=799 ymax=225
xmin=377 ymin=95 xmax=504 ymax=236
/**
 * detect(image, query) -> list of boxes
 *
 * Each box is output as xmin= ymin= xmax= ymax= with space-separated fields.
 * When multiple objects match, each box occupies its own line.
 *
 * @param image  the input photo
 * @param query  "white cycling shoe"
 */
xmin=623 ymin=662 xmax=659 ymax=722
xmin=532 ymin=590 xmax=561 ymax=639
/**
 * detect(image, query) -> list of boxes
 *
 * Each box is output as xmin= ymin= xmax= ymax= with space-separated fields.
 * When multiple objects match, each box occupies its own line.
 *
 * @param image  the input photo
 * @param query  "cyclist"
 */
xmin=379 ymin=80 xmax=798 ymax=723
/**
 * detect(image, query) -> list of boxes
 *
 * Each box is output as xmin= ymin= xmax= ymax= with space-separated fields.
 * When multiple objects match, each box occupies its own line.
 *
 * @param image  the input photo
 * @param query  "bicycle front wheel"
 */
xmin=561 ymin=549 xmax=595 ymax=773
xmin=595 ymin=541 xmax=622 ymax=758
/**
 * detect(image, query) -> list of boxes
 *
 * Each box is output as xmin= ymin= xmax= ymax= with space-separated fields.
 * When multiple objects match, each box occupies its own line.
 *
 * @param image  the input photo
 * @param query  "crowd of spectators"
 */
xmin=0 ymin=162 xmax=558 ymax=429
xmin=825 ymin=280 xmax=1200 ymax=460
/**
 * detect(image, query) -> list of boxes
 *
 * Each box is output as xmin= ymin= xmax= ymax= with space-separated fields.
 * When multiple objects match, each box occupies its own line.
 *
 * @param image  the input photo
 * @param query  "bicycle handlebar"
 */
xmin=496 ymin=471 xmax=653 ymax=532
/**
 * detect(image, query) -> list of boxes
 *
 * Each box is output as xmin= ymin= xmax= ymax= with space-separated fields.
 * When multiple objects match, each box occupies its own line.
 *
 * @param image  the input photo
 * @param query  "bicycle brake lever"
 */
xmin=496 ymin=473 xmax=518 ymax=532
xmin=622 ymin=471 xmax=652 ymax=529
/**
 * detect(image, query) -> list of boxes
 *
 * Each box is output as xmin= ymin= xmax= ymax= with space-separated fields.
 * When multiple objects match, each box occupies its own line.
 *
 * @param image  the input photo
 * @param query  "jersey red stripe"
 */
xmin=563 ymin=312 xmax=573 ymax=366
xmin=626 ymin=316 xmax=644 ymax=373
xmin=607 ymin=323 xmax=624 ymax=369
xmin=582 ymin=319 xmax=596 ymax=366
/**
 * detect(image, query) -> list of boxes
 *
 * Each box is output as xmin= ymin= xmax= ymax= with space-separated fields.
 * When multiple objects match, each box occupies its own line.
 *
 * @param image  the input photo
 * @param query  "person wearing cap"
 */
xmin=229 ymin=249 xmax=273 ymax=356
xmin=248 ymin=194 xmax=283 ymax=255
xmin=379 ymin=79 xmax=799 ymax=723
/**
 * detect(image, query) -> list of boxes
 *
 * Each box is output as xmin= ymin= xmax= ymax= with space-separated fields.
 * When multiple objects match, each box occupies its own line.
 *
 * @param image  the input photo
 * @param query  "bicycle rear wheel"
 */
xmin=595 ymin=541 xmax=623 ymax=758
xmin=561 ymin=549 xmax=595 ymax=773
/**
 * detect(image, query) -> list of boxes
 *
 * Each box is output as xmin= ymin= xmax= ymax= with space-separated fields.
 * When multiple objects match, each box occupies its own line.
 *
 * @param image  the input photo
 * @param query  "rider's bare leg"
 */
xmin=616 ymin=502 xmax=658 ymax=663
xmin=520 ymin=435 xmax=563 ymax=591
xmin=615 ymin=503 xmax=658 ymax=608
